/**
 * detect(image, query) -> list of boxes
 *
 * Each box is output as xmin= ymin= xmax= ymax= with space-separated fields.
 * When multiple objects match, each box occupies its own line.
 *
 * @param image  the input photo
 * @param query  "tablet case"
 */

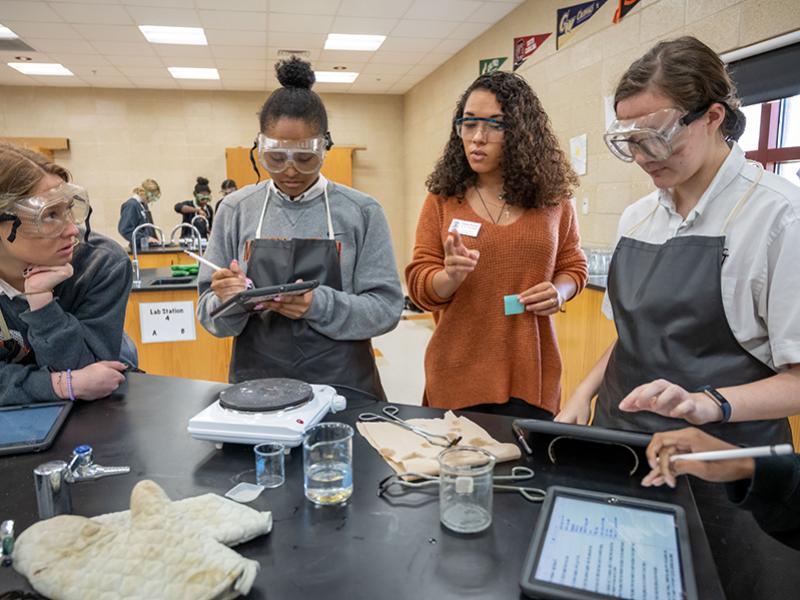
xmin=0 ymin=401 xmax=72 ymax=456
xmin=209 ymin=280 xmax=319 ymax=318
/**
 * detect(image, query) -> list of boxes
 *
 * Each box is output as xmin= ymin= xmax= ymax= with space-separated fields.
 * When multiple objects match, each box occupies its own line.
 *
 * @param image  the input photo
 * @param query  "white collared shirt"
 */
xmin=0 ymin=278 xmax=24 ymax=301
xmin=602 ymin=144 xmax=800 ymax=370
xmin=271 ymin=174 xmax=328 ymax=203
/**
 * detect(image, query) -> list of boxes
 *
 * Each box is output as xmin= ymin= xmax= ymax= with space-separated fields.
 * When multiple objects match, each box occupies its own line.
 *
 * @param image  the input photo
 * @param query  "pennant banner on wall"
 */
xmin=479 ymin=56 xmax=507 ymax=75
xmin=556 ymin=0 xmax=609 ymax=50
xmin=613 ymin=0 xmax=642 ymax=23
xmin=513 ymin=34 xmax=551 ymax=71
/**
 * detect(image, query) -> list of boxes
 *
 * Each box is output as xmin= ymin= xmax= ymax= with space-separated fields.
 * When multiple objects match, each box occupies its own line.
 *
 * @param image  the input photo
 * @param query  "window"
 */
xmin=741 ymin=93 xmax=800 ymax=186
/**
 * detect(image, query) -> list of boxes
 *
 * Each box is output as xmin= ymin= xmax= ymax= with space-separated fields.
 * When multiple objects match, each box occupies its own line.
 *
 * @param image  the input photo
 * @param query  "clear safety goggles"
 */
xmin=144 ymin=190 xmax=160 ymax=203
xmin=603 ymin=106 xmax=708 ymax=162
xmin=454 ymin=117 xmax=506 ymax=142
xmin=0 ymin=182 xmax=91 ymax=241
xmin=256 ymin=134 xmax=326 ymax=175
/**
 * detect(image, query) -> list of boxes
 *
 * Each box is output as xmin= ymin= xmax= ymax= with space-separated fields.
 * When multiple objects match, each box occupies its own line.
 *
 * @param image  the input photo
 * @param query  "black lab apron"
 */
xmin=229 ymin=181 xmax=386 ymax=402
xmin=594 ymin=167 xmax=792 ymax=446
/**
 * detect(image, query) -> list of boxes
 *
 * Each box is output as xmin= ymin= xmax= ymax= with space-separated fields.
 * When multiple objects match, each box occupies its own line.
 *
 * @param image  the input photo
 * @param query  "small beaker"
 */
xmin=303 ymin=422 xmax=353 ymax=506
xmin=438 ymin=446 xmax=496 ymax=534
xmin=254 ymin=443 xmax=285 ymax=488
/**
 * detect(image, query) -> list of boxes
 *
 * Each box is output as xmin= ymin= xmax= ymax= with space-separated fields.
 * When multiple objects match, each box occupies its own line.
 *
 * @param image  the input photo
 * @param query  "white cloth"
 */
xmin=357 ymin=410 xmax=521 ymax=475
xmin=14 ymin=480 xmax=272 ymax=600
xmin=0 ymin=278 xmax=23 ymax=299
xmin=602 ymin=144 xmax=800 ymax=370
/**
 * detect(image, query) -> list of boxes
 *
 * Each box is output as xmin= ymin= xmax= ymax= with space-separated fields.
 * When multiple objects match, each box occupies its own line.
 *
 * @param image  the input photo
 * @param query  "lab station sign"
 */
xmin=139 ymin=301 xmax=197 ymax=343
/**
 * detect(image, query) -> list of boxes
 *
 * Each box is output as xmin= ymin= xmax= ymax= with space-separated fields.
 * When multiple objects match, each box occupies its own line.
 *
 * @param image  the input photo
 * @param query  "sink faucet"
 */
xmin=190 ymin=214 xmax=209 ymax=239
xmin=131 ymin=223 xmax=165 ymax=289
xmin=169 ymin=223 xmax=203 ymax=255
xmin=34 ymin=445 xmax=130 ymax=519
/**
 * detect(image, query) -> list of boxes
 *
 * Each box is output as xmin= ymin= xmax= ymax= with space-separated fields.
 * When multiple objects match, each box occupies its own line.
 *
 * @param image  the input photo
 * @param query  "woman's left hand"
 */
xmin=518 ymin=281 xmax=563 ymax=316
xmin=262 ymin=279 xmax=314 ymax=320
xmin=23 ymin=264 xmax=74 ymax=310
xmin=618 ymin=379 xmax=723 ymax=425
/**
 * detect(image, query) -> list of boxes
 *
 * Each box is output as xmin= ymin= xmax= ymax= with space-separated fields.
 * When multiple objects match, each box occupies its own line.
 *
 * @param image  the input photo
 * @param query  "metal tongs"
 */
xmin=378 ymin=466 xmax=546 ymax=503
xmin=358 ymin=405 xmax=461 ymax=448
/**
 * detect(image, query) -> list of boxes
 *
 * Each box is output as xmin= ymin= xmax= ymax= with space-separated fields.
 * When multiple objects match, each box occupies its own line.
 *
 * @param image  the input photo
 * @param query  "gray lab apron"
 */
xmin=229 ymin=181 xmax=386 ymax=402
xmin=594 ymin=167 xmax=792 ymax=446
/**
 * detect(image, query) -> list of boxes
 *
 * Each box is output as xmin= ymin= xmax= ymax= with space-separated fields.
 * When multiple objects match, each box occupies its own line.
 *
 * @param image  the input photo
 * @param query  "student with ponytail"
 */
xmin=197 ymin=57 xmax=402 ymax=401
xmin=557 ymin=37 xmax=800 ymax=447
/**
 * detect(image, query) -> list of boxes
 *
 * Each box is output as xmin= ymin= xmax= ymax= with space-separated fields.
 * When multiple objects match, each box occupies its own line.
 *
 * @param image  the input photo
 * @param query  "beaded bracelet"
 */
xmin=66 ymin=369 xmax=76 ymax=402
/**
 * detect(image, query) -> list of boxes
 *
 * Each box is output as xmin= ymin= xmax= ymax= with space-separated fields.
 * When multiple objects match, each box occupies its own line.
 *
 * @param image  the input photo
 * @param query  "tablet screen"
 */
xmin=534 ymin=495 xmax=683 ymax=600
xmin=0 ymin=404 xmax=66 ymax=448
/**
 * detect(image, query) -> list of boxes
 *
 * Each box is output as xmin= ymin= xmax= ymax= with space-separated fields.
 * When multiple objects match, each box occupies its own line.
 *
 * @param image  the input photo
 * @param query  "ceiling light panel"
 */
xmin=139 ymin=26 xmax=207 ymax=46
xmin=315 ymin=70 xmax=358 ymax=83
xmin=7 ymin=62 xmax=73 ymax=76
xmin=324 ymin=33 xmax=385 ymax=51
xmin=168 ymin=66 xmax=219 ymax=79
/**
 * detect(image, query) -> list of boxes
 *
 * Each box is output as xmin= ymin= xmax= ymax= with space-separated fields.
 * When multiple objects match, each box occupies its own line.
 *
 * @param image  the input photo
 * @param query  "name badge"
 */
xmin=449 ymin=218 xmax=482 ymax=237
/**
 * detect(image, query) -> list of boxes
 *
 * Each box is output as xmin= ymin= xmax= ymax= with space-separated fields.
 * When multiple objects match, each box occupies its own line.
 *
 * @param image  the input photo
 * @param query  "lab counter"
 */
xmin=0 ymin=373 xmax=742 ymax=600
xmin=127 ymin=244 xmax=198 ymax=269
xmin=132 ymin=266 xmax=198 ymax=291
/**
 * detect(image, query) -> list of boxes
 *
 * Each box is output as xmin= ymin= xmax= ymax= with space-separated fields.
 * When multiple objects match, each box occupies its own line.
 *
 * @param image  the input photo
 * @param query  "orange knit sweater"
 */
xmin=405 ymin=193 xmax=588 ymax=414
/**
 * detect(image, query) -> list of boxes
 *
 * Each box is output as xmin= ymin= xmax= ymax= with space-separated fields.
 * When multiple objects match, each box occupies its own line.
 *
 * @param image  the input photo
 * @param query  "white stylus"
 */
xmin=669 ymin=444 xmax=794 ymax=463
xmin=183 ymin=250 xmax=254 ymax=289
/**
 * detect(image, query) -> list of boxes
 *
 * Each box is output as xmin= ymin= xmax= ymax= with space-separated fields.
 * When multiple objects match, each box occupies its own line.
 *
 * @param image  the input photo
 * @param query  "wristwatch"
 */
xmin=699 ymin=385 xmax=731 ymax=423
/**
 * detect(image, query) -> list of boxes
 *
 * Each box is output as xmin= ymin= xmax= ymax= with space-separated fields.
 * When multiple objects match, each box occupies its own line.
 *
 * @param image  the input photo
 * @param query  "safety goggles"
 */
xmin=603 ymin=106 xmax=709 ymax=162
xmin=194 ymin=193 xmax=212 ymax=202
xmin=454 ymin=117 xmax=506 ymax=142
xmin=144 ymin=190 xmax=160 ymax=203
xmin=256 ymin=134 xmax=326 ymax=175
xmin=0 ymin=182 xmax=91 ymax=242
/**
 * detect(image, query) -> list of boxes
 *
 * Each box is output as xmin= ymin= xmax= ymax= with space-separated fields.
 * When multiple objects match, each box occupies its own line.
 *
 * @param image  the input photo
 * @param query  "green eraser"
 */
xmin=504 ymin=294 xmax=524 ymax=316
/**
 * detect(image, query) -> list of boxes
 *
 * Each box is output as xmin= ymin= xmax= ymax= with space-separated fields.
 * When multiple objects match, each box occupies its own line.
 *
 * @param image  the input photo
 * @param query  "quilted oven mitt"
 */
xmin=13 ymin=480 xmax=272 ymax=600
xmin=357 ymin=410 xmax=521 ymax=475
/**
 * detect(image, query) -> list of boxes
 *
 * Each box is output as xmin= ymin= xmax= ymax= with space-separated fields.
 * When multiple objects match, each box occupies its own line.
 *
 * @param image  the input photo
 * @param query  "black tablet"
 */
xmin=513 ymin=419 xmax=653 ymax=448
xmin=0 ymin=401 xmax=72 ymax=456
xmin=520 ymin=486 xmax=697 ymax=600
xmin=209 ymin=280 xmax=320 ymax=318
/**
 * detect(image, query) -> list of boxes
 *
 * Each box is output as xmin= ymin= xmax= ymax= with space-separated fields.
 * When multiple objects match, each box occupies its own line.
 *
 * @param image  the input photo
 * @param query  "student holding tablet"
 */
xmin=557 ymin=37 xmax=800 ymax=446
xmin=197 ymin=57 xmax=402 ymax=399
xmin=0 ymin=142 xmax=130 ymax=405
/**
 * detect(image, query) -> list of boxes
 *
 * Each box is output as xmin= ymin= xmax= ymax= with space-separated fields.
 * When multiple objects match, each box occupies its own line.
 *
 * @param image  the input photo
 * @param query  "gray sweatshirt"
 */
xmin=197 ymin=178 xmax=403 ymax=341
xmin=0 ymin=233 xmax=132 ymax=405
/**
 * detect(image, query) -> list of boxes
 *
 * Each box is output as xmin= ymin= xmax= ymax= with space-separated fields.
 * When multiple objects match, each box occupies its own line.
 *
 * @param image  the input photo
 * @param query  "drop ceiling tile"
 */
xmin=388 ymin=80 xmax=414 ymax=94
xmin=404 ymin=0 xmax=482 ymax=22
xmin=25 ymin=38 xmax=97 ymax=53
xmin=317 ymin=49 xmax=372 ymax=64
xmin=131 ymin=78 xmax=179 ymax=89
xmin=268 ymin=13 xmax=332 ymax=34
xmin=270 ymin=0 xmax=338 ymax=16
xmin=90 ymin=40 xmax=157 ymax=56
xmin=406 ymin=62 xmax=438 ymax=77
xmin=213 ymin=45 xmax=269 ymax=59
xmin=117 ymin=0 xmax=194 ymax=7
xmin=312 ymin=82 xmax=352 ymax=93
xmin=329 ymin=16 xmax=398 ymax=36
xmin=353 ymin=72 xmax=400 ymax=85
xmin=72 ymin=24 xmax=143 ymax=42
xmin=267 ymin=47 xmax=321 ymax=60
xmin=266 ymin=32 xmax=326 ymax=49
xmin=0 ymin=67 xmax=34 ymax=84
xmin=466 ymin=1 xmax=518 ymax=23
xmin=104 ymin=54 xmax=163 ymax=67
xmin=87 ymin=78 xmax=136 ymax=88
xmin=336 ymin=0 xmax=414 ymax=19
xmin=198 ymin=10 xmax=268 ymax=31
xmin=194 ymin=0 xmax=268 ymax=10
xmin=391 ymin=19 xmax=459 ymax=38
xmin=50 ymin=53 xmax=112 ymax=66
xmin=361 ymin=62 xmax=412 ymax=75
xmin=49 ymin=3 xmax=132 ymax=25
xmin=448 ymin=21 xmax=491 ymax=40
xmin=152 ymin=44 xmax=213 ymax=59
xmin=370 ymin=50 xmax=425 ymax=64
xmin=0 ymin=2 xmax=63 ymax=23
xmin=433 ymin=38 xmax=468 ymax=54
xmin=222 ymin=80 xmax=267 ymax=91
xmin=32 ymin=76 xmax=86 ymax=86
xmin=349 ymin=81 xmax=396 ymax=93
xmin=417 ymin=52 xmax=454 ymax=66
xmin=218 ymin=68 xmax=267 ymax=79
xmin=177 ymin=79 xmax=222 ymax=89
xmin=0 ymin=21 xmax=80 ymax=40
xmin=378 ymin=37 xmax=440 ymax=53
xmin=0 ymin=50 xmax=51 ymax=63
xmin=67 ymin=65 xmax=124 ymax=78
xmin=215 ymin=57 xmax=270 ymax=70
xmin=162 ymin=57 xmax=218 ymax=68
xmin=118 ymin=66 xmax=171 ymax=79
xmin=205 ymin=29 xmax=268 ymax=47
xmin=124 ymin=6 xmax=201 ymax=27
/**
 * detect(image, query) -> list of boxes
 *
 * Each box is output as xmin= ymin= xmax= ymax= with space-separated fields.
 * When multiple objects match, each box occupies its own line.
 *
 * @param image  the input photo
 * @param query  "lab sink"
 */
xmin=148 ymin=276 xmax=195 ymax=286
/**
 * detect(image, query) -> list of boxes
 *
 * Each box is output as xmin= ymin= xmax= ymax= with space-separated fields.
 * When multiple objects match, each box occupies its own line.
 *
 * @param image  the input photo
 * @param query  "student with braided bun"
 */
xmin=197 ymin=57 xmax=402 ymax=401
xmin=0 ymin=142 xmax=130 ymax=405
xmin=175 ymin=176 xmax=214 ymax=237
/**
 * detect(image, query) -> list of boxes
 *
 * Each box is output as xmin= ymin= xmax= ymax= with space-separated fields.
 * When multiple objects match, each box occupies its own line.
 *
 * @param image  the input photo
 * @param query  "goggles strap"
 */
xmin=83 ymin=205 xmax=93 ymax=242
xmin=0 ymin=214 xmax=20 ymax=243
xmin=249 ymin=138 xmax=261 ymax=183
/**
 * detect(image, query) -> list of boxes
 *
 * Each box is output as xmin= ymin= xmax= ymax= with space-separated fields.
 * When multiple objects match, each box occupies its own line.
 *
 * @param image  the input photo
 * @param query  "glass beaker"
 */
xmin=303 ymin=422 xmax=353 ymax=506
xmin=438 ymin=446 xmax=496 ymax=534
xmin=254 ymin=442 xmax=285 ymax=488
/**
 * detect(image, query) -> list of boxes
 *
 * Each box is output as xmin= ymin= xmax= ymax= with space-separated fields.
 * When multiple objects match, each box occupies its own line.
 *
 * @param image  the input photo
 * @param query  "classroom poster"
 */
xmin=479 ymin=57 xmax=507 ymax=75
xmin=513 ymin=33 xmax=551 ymax=71
xmin=613 ymin=0 xmax=643 ymax=23
xmin=556 ymin=0 xmax=609 ymax=50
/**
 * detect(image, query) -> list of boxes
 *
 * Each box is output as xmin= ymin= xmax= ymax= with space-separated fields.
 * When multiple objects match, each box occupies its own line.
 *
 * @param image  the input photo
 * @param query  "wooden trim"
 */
xmin=0 ymin=137 xmax=70 ymax=151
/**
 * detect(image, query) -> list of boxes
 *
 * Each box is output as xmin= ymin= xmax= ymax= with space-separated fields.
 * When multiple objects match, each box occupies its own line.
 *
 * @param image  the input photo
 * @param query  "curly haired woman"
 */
xmin=406 ymin=71 xmax=588 ymax=418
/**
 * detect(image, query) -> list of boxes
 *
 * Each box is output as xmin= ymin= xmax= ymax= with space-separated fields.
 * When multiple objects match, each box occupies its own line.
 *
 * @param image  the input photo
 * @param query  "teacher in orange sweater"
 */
xmin=406 ymin=71 xmax=588 ymax=418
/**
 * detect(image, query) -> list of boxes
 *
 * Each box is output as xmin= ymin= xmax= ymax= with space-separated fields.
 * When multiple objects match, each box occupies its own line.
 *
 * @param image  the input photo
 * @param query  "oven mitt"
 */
xmin=357 ymin=410 xmax=521 ymax=475
xmin=13 ymin=480 xmax=272 ymax=600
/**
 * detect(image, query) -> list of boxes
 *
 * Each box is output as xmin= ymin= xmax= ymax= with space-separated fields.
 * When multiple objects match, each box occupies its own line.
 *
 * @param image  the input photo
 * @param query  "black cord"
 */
xmin=248 ymin=139 xmax=261 ymax=182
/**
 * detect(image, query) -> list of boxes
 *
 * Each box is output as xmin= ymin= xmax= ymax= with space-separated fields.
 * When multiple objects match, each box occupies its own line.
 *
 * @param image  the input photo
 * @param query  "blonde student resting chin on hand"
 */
xmin=0 ymin=142 xmax=131 ymax=405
